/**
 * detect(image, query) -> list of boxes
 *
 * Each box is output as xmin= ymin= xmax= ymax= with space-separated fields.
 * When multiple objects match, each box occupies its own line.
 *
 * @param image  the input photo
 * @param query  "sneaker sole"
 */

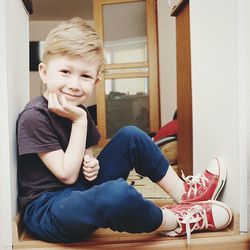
xmin=212 ymin=157 xmax=227 ymax=200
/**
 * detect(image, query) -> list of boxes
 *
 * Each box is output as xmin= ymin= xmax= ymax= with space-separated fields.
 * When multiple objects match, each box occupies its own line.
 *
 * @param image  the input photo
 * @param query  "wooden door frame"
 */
xmin=172 ymin=0 xmax=193 ymax=176
xmin=94 ymin=0 xmax=159 ymax=146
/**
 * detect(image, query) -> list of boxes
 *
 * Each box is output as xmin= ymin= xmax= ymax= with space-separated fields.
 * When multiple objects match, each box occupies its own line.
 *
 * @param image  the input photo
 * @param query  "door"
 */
xmin=94 ymin=0 xmax=159 ymax=146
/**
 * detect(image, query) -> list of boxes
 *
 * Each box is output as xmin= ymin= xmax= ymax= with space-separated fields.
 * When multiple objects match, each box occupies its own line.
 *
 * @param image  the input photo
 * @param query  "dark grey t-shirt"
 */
xmin=17 ymin=95 xmax=100 ymax=211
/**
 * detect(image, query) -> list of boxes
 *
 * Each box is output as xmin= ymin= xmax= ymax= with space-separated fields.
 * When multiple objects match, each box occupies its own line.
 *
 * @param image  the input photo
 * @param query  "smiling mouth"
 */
xmin=61 ymin=92 xmax=83 ymax=98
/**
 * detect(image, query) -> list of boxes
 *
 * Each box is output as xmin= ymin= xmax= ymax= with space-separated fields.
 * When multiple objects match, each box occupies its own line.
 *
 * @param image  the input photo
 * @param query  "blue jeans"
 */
xmin=23 ymin=126 xmax=170 ymax=243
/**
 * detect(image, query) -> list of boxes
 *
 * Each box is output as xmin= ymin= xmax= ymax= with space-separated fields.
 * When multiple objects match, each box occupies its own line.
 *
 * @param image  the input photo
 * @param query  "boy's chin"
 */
xmin=66 ymin=100 xmax=82 ymax=106
xmin=62 ymin=95 xmax=84 ymax=106
xmin=66 ymin=98 xmax=85 ymax=107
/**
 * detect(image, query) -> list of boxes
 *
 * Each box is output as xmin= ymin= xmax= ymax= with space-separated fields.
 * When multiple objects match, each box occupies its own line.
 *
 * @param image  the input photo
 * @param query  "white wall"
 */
xmin=0 ymin=0 xmax=29 ymax=249
xmin=157 ymin=0 xmax=177 ymax=124
xmin=29 ymin=21 xmax=62 ymax=100
xmin=190 ymin=0 xmax=249 ymax=231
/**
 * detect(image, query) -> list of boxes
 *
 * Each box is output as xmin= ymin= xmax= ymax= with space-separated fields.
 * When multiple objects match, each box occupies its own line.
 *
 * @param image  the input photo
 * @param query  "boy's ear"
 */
xmin=38 ymin=63 xmax=47 ymax=84
xmin=95 ymin=76 xmax=102 ymax=85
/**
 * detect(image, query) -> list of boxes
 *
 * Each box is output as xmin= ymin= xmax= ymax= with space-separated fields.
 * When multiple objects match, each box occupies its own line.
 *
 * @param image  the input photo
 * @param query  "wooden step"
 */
xmin=12 ymin=200 xmax=244 ymax=250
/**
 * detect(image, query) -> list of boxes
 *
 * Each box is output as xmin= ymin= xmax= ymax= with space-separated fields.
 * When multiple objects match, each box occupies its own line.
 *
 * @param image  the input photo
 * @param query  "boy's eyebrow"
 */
xmin=60 ymin=66 xmax=96 ymax=75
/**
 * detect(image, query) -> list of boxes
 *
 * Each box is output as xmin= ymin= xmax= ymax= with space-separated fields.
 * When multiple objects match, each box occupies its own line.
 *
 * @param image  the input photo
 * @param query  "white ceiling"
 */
xmin=30 ymin=0 xmax=93 ymax=21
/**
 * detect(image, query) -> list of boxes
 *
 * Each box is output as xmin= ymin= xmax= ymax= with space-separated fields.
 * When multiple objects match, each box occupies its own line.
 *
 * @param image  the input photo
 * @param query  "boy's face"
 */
xmin=39 ymin=55 xmax=100 ymax=106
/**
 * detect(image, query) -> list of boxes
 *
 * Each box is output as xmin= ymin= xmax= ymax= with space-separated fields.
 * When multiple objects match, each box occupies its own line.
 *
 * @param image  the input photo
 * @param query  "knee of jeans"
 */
xmin=99 ymin=179 xmax=141 ymax=209
xmin=117 ymin=126 xmax=144 ymax=138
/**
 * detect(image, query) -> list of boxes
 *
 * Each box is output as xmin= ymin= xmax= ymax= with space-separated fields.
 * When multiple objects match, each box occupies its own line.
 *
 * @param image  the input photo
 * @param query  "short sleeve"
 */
xmin=86 ymin=109 xmax=101 ymax=147
xmin=17 ymin=108 xmax=62 ymax=155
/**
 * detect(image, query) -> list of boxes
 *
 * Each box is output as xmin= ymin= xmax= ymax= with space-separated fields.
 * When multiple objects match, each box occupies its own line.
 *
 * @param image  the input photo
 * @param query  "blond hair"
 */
xmin=42 ymin=17 xmax=104 ymax=73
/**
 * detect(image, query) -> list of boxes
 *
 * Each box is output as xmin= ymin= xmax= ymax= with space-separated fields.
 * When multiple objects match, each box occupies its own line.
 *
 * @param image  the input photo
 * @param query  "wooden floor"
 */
xmin=13 ymin=199 xmax=247 ymax=250
xmin=13 ymin=231 xmax=249 ymax=250
xmin=127 ymin=168 xmax=177 ymax=201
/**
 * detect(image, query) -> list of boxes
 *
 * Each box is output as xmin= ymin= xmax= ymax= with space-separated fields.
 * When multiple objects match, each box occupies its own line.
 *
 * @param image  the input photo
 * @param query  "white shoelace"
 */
xmin=181 ymin=171 xmax=209 ymax=198
xmin=177 ymin=205 xmax=211 ymax=245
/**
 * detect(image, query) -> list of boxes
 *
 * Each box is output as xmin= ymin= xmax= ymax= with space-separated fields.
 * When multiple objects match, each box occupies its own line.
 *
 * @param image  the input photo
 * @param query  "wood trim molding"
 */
xmin=175 ymin=1 xmax=193 ymax=176
xmin=104 ymin=72 xmax=148 ymax=79
xmin=102 ymin=0 xmax=144 ymax=5
xmin=171 ymin=0 xmax=189 ymax=17
xmin=22 ymin=0 xmax=33 ymax=15
xmin=104 ymin=62 xmax=148 ymax=70
xmin=94 ymin=0 xmax=107 ymax=147
xmin=147 ymin=0 xmax=160 ymax=132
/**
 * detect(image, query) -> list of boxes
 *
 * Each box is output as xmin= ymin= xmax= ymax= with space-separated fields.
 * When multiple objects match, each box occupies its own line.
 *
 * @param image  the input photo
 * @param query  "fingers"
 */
xmin=83 ymin=166 xmax=99 ymax=181
xmin=60 ymin=95 xmax=73 ymax=112
xmin=83 ymin=169 xmax=99 ymax=181
xmin=47 ymin=92 xmax=87 ymax=122
xmin=84 ymin=154 xmax=92 ymax=163
xmin=84 ymin=157 xmax=99 ymax=168
xmin=48 ymin=93 xmax=73 ymax=116
xmin=48 ymin=93 xmax=64 ymax=112
xmin=48 ymin=92 xmax=53 ymax=109
xmin=83 ymin=164 xmax=100 ymax=173
xmin=47 ymin=92 xmax=75 ymax=121
xmin=83 ymin=161 xmax=100 ymax=173
xmin=60 ymin=95 xmax=68 ymax=108
xmin=83 ymin=155 xmax=100 ymax=181
xmin=85 ymin=175 xmax=98 ymax=182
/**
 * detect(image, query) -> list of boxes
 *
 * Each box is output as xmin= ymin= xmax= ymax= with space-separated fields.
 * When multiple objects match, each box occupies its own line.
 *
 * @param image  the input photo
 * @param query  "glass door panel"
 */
xmin=94 ymin=0 xmax=159 ymax=146
xmin=103 ymin=1 xmax=147 ymax=64
xmin=105 ymin=77 xmax=149 ymax=137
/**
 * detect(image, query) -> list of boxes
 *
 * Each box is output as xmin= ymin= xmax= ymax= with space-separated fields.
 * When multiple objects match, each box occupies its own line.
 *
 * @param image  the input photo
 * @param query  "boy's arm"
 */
xmin=38 ymin=93 xmax=88 ymax=185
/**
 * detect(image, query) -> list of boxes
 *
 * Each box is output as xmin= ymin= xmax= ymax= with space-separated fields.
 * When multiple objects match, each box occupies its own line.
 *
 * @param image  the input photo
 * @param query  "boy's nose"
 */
xmin=67 ymin=78 xmax=81 ymax=90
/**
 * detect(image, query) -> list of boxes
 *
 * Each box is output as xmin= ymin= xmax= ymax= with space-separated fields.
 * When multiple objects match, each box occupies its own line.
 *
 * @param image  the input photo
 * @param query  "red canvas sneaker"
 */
xmin=159 ymin=200 xmax=232 ymax=244
xmin=181 ymin=158 xmax=227 ymax=203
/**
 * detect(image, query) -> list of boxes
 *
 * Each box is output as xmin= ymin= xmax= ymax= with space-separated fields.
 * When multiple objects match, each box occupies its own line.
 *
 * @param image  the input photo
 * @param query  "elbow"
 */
xmin=59 ymin=175 xmax=78 ymax=185
xmin=63 ymin=178 xmax=77 ymax=185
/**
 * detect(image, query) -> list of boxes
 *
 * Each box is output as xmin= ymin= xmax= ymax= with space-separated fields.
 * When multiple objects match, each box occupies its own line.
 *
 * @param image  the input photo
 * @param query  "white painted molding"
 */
xmin=0 ymin=1 xmax=13 ymax=248
xmin=237 ymin=0 xmax=250 ymax=232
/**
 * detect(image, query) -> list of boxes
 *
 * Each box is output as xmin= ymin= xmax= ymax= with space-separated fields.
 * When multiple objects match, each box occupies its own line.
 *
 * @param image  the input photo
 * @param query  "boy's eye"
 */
xmin=81 ymin=74 xmax=93 ymax=79
xmin=60 ymin=70 xmax=70 ymax=74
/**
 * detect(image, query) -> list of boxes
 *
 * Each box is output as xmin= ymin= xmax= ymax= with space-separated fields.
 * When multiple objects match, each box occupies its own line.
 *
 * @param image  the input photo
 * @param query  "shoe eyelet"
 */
xmin=187 ymin=196 xmax=190 ymax=199
xmin=199 ymin=191 xmax=202 ymax=194
xmin=193 ymin=194 xmax=196 ymax=198
xmin=207 ymin=180 xmax=211 ymax=183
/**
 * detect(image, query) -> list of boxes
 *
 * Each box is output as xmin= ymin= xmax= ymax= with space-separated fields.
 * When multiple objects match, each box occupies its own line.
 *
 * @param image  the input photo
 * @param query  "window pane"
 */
xmin=105 ymin=78 xmax=149 ymax=138
xmin=103 ymin=1 xmax=147 ymax=64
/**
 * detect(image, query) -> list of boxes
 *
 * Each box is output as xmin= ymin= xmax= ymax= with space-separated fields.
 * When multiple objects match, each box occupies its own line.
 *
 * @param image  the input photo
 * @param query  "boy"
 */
xmin=17 ymin=17 xmax=232 ymax=243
